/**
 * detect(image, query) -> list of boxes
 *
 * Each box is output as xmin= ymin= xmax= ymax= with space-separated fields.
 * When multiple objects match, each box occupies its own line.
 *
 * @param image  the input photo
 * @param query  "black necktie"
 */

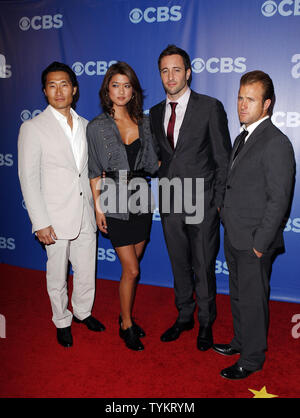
xmin=232 ymin=129 xmax=248 ymax=161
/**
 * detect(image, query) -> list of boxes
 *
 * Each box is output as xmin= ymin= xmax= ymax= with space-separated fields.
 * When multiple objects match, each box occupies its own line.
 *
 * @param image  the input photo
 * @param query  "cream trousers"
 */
xmin=45 ymin=201 xmax=96 ymax=328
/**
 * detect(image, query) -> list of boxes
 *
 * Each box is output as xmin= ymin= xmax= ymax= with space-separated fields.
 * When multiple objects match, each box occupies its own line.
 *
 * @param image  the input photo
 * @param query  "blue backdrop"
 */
xmin=0 ymin=0 xmax=299 ymax=302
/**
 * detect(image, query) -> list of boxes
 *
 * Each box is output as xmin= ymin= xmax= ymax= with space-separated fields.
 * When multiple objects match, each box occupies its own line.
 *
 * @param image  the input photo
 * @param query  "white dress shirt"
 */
xmin=49 ymin=105 xmax=85 ymax=170
xmin=241 ymin=115 xmax=269 ymax=142
xmin=164 ymin=87 xmax=191 ymax=148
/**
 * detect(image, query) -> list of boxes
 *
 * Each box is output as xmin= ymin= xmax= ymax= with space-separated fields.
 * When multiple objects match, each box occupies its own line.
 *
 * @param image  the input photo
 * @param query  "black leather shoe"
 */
xmin=73 ymin=315 xmax=105 ymax=332
xmin=197 ymin=326 xmax=213 ymax=351
xmin=57 ymin=326 xmax=73 ymax=347
xmin=213 ymin=344 xmax=240 ymax=356
xmin=160 ymin=320 xmax=194 ymax=342
xmin=119 ymin=315 xmax=145 ymax=338
xmin=221 ymin=362 xmax=261 ymax=380
xmin=119 ymin=325 xmax=144 ymax=351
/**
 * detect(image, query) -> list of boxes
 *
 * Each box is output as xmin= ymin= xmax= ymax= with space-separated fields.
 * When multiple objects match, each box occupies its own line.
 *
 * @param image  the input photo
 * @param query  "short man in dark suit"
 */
xmin=213 ymin=71 xmax=296 ymax=379
xmin=150 ymin=45 xmax=232 ymax=350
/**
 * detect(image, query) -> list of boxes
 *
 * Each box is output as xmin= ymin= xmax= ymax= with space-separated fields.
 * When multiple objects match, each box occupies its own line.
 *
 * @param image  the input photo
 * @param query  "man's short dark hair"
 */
xmin=240 ymin=70 xmax=274 ymax=103
xmin=158 ymin=45 xmax=192 ymax=85
xmin=41 ymin=61 xmax=78 ymax=89
xmin=41 ymin=61 xmax=79 ymax=106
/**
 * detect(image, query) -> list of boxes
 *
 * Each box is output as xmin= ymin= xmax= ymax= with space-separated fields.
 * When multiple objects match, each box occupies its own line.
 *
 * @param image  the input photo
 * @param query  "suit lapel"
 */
xmin=175 ymin=91 xmax=196 ymax=150
xmin=229 ymin=118 xmax=271 ymax=174
xmin=78 ymin=117 xmax=88 ymax=172
xmin=158 ymin=100 xmax=174 ymax=152
xmin=157 ymin=90 xmax=197 ymax=152
xmin=228 ymin=132 xmax=243 ymax=169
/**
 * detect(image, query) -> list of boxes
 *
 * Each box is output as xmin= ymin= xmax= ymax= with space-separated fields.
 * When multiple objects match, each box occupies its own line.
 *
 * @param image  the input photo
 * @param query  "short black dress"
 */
xmin=105 ymin=138 xmax=153 ymax=248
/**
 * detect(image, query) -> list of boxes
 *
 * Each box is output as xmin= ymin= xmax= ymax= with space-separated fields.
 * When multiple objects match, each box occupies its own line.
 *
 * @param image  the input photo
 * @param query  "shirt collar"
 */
xmin=241 ymin=115 xmax=269 ymax=136
xmin=166 ymin=87 xmax=191 ymax=107
xmin=49 ymin=105 xmax=79 ymax=122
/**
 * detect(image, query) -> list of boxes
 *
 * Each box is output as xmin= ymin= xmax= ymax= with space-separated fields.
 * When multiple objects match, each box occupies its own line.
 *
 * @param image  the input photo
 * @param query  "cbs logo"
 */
xmin=215 ymin=259 xmax=229 ymax=275
xmin=19 ymin=14 xmax=63 ymax=31
xmin=72 ymin=60 xmax=117 ymax=76
xmin=0 ymin=54 xmax=12 ymax=78
xmin=272 ymin=112 xmax=300 ymax=128
xmin=0 ymin=154 xmax=13 ymax=167
xmin=129 ymin=6 xmax=181 ymax=23
xmin=284 ymin=217 xmax=300 ymax=233
xmin=20 ymin=109 xmax=42 ymax=122
xmin=191 ymin=57 xmax=246 ymax=74
xmin=0 ymin=237 xmax=15 ymax=250
xmin=97 ymin=247 xmax=116 ymax=262
xmin=291 ymin=54 xmax=300 ymax=79
xmin=261 ymin=0 xmax=300 ymax=16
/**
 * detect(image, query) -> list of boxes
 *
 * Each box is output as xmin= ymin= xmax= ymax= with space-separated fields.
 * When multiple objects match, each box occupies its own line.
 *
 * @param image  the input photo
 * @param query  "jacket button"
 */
xmin=80 ymin=192 xmax=82 ymax=196
xmin=226 ymin=185 xmax=231 ymax=189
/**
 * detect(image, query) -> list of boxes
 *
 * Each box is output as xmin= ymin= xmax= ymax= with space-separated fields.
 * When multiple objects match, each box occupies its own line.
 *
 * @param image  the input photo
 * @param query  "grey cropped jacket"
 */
xmin=86 ymin=112 xmax=159 ymax=220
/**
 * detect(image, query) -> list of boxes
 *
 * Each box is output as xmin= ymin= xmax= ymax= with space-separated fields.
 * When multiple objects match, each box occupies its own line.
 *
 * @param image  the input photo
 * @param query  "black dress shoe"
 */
xmin=73 ymin=315 xmax=105 ymax=332
xmin=160 ymin=320 xmax=194 ymax=342
xmin=118 ymin=315 xmax=145 ymax=338
xmin=119 ymin=325 xmax=144 ymax=351
xmin=57 ymin=326 xmax=73 ymax=347
xmin=221 ymin=362 xmax=261 ymax=380
xmin=197 ymin=326 xmax=213 ymax=351
xmin=213 ymin=344 xmax=240 ymax=356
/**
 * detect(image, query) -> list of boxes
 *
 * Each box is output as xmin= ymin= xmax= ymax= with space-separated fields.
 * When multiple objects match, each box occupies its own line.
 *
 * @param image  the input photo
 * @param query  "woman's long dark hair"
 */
xmin=99 ymin=61 xmax=144 ymax=122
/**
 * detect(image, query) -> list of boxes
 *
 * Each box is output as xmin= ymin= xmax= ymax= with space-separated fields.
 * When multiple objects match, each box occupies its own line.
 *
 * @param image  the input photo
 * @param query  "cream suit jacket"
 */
xmin=18 ymin=105 xmax=96 ymax=239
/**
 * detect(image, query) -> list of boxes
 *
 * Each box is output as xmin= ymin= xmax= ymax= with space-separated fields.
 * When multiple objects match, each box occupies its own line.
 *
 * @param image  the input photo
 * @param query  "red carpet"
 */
xmin=0 ymin=263 xmax=299 ymax=398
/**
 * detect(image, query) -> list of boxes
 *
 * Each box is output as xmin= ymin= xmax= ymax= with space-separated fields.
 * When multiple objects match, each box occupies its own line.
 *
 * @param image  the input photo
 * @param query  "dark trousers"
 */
xmin=224 ymin=233 xmax=274 ymax=371
xmin=161 ymin=205 xmax=220 ymax=326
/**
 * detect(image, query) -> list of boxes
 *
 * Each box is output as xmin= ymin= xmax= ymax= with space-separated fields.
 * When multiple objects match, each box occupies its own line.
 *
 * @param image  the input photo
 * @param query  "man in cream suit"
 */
xmin=18 ymin=62 xmax=105 ymax=347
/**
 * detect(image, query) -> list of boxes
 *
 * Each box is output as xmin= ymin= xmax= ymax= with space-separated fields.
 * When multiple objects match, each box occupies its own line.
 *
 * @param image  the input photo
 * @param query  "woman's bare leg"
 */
xmin=115 ymin=240 xmax=146 ymax=330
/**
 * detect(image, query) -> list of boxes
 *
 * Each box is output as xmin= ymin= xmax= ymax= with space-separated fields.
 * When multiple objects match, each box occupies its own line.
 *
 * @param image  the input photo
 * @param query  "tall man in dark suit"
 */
xmin=213 ymin=71 xmax=296 ymax=379
xmin=150 ymin=45 xmax=232 ymax=350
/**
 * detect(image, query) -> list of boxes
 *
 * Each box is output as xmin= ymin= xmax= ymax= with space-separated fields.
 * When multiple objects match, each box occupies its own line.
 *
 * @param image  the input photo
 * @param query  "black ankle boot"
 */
xmin=118 ymin=315 xmax=146 ymax=338
xmin=119 ymin=325 xmax=144 ymax=351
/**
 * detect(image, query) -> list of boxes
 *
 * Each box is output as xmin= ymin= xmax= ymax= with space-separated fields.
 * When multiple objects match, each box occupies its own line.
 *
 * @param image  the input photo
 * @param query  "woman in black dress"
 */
xmin=87 ymin=62 xmax=158 ymax=351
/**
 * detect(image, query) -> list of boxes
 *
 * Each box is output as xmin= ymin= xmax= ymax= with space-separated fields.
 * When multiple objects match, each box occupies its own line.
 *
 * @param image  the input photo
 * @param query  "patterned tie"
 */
xmin=167 ymin=102 xmax=178 ymax=150
xmin=232 ymin=129 xmax=248 ymax=161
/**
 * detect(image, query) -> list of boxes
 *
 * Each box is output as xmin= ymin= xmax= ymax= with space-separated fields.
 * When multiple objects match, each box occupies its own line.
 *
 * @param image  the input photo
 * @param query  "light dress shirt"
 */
xmin=241 ymin=115 xmax=269 ymax=142
xmin=164 ymin=87 xmax=191 ymax=148
xmin=49 ymin=105 xmax=85 ymax=170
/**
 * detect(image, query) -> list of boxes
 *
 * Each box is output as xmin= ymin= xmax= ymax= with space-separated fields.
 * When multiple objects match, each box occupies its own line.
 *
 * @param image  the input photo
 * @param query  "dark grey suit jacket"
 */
xmin=222 ymin=117 xmax=296 ymax=252
xmin=150 ymin=90 xmax=232 ymax=210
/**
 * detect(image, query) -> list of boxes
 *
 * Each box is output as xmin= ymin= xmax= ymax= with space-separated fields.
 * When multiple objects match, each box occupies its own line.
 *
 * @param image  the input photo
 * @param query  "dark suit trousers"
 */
xmin=161 ymin=204 xmax=219 ymax=326
xmin=224 ymin=233 xmax=274 ymax=371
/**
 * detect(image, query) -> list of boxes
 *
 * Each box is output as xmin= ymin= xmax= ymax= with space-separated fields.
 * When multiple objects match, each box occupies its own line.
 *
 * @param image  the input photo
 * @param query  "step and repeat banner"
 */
xmin=0 ymin=0 xmax=299 ymax=302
